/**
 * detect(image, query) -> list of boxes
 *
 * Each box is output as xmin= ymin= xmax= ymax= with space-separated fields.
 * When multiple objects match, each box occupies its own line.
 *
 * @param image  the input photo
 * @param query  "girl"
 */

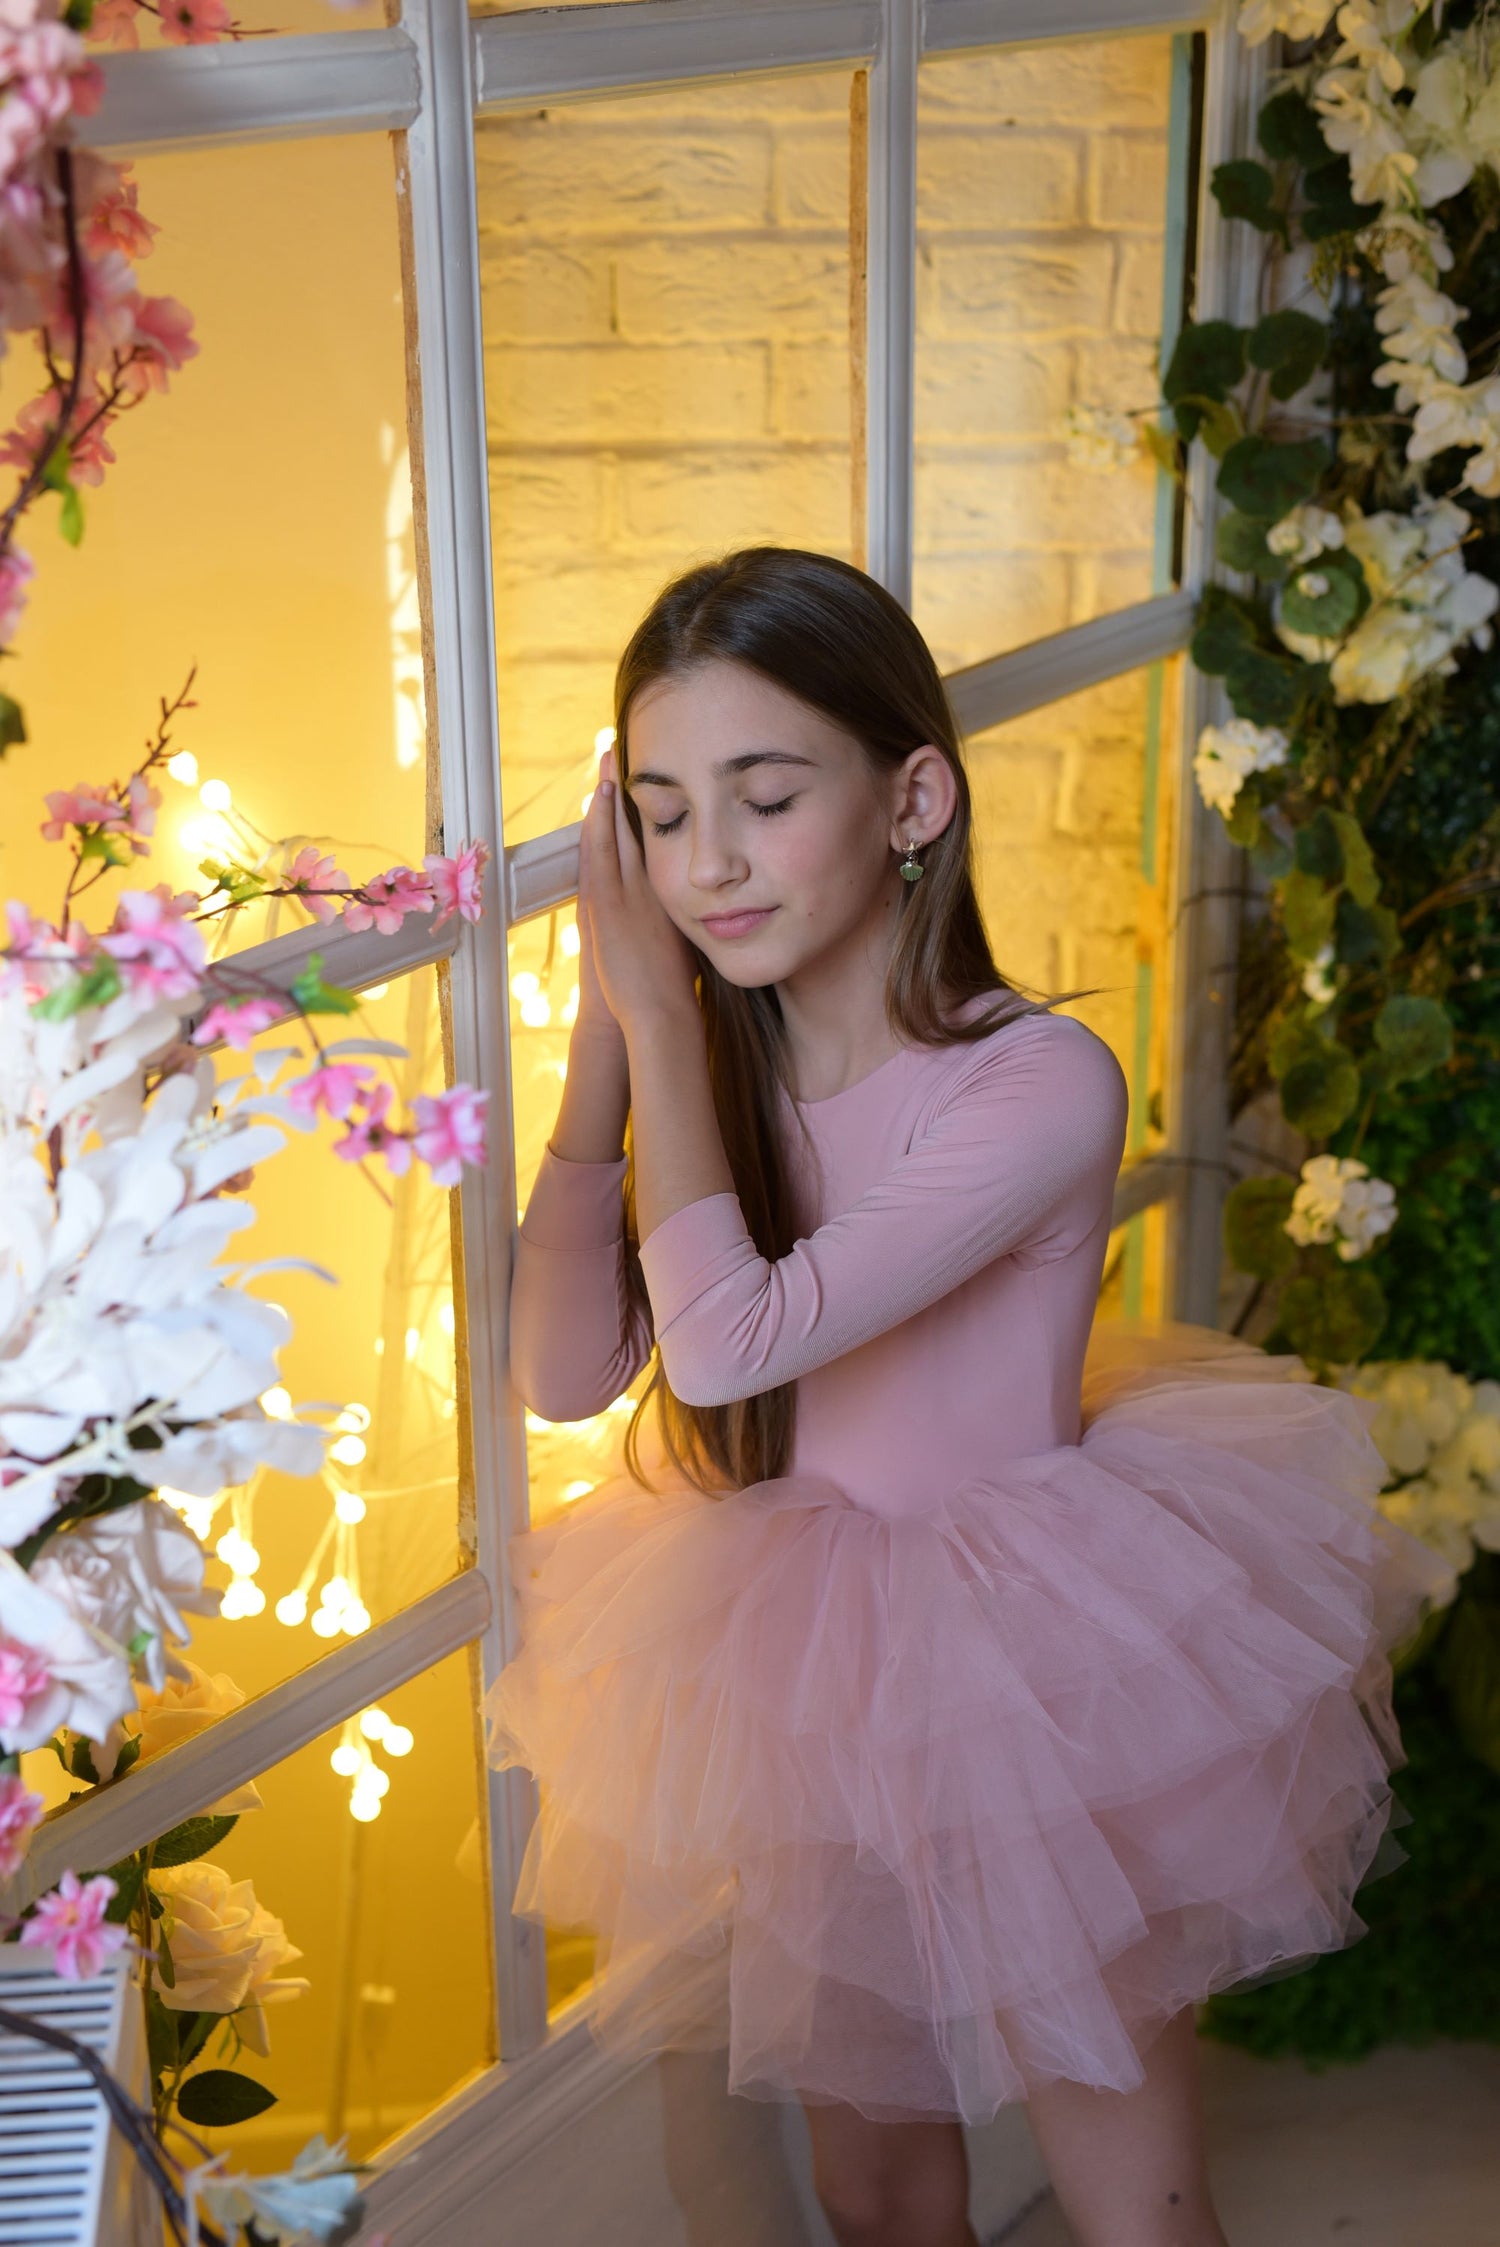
xmin=485 ymin=548 xmax=1448 ymax=2247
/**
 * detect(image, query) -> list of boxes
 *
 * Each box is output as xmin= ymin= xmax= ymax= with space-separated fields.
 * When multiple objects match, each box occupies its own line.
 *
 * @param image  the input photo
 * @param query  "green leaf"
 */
xmin=1328 ymin=810 xmax=1377 ymax=906
xmin=0 ymin=694 xmax=25 ymax=752
xmin=176 ymin=2011 xmax=218 ymax=2071
xmin=1163 ymin=320 xmax=1247 ymax=440
xmin=101 ymin=1855 xmax=146 ymax=1923
xmin=1225 ymin=788 xmax=1264 ymax=849
xmin=1294 ymin=807 xmax=1344 ymax=884
xmin=1281 ymin=866 xmax=1338 ymax=961
xmin=150 ymin=1814 xmax=239 ymax=1869
xmin=1248 ymin=309 xmax=1328 ymax=400
xmin=176 ymin=2068 xmax=278 ymax=2128
xmin=1302 ymin=155 xmax=1382 ymax=240
xmin=1281 ymin=1047 xmax=1362 ymax=1137
xmin=1250 ymin=825 xmax=1295 ymax=882
xmin=1217 ymin=511 xmax=1287 ymax=580
xmin=289 ymin=952 xmax=361 ymax=1018
xmin=155 ymin=1921 xmax=176 ymax=1990
xmin=1211 ymin=159 xmax=1289 ymax=245
xmin=1217 ymin=435 xmax=1329 ymax=520
xmin=1257 ymin=89 xmax=1332 ymax=170
xmin=1268 ymin=1010 xmax=1335 ymax=1082
xmin=57 ymin=483 xmax=84 ymax=548
xmin=1435 ymin=1598 xmax=1500 ymax=1780
xmin=39 ymin=440 xmax=71 ymax=493
xmin=1374 ymin=994 xmax=1454 ymax=1085
xmin=1190 ymin=584 xmax=1259 ymax=675
xmin=29 ymin=956 xmax=124 ymax=1022
xmin=1223 ymin=1175 xmax=1299 ymax=1279
xmin=146 ymin=1993 xmax=179 ymax=2086
xmin=1141 ymin=421 xmax=1183 ymax=480
xmin=1225 ymin=645 xmax=1306 ymax=727
xmin=1280 ymin=1266 xmax=1387 ymax=1367
xmin=62 ymin=0 xmax=94 ymax=23
xmin=1282 ymin=562 xmax=1364 ymax=639
xmin=1335 ymin=892 xmax=1400 ymax=969
xmin=1197 ymin=398 xmax=1246 ymax=459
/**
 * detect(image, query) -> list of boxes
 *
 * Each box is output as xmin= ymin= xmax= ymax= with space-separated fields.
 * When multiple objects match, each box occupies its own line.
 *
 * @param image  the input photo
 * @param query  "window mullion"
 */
xmin=865 ymin=0 xmax=917 ymax=604
xmin=399 ymin=0 xmax=550 ymax=2065
xmin=78 ymin=27 xmax=420 ymax=155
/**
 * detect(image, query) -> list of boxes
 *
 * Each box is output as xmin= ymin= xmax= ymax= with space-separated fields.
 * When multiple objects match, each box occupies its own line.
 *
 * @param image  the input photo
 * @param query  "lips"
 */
xmin=699 ymin=907 xmax=777 ymax=939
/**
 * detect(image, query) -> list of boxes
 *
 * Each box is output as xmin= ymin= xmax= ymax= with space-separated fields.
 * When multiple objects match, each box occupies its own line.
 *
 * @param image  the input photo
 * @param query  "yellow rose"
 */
xmin=151 ymin=1861 xmax=308 ymax=2055
xmin=127 ymin=1661 xmax=263 ymax=1815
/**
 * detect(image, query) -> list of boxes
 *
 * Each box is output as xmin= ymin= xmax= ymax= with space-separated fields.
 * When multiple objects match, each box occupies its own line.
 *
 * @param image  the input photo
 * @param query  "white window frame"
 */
xmin=26 ymin=0 xmax=1264 ymax=2190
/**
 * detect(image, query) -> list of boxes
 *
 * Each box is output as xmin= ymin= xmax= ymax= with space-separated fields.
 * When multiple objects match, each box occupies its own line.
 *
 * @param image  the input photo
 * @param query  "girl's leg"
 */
xmin=1022 ymin=2005 xmax=1230 ymax=2247
xmin=801 ymin=2100 xmax=980 ymax=2247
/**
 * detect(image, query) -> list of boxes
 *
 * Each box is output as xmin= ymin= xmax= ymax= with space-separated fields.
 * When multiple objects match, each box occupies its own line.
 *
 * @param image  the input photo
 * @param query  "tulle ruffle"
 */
xmin=483 ymin=1321 xmax=1450 ymax=2124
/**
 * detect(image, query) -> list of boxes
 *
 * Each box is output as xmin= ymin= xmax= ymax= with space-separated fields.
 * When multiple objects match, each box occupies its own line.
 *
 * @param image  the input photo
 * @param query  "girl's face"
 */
xmin=622 ymin=659 xmax=953 ymax=991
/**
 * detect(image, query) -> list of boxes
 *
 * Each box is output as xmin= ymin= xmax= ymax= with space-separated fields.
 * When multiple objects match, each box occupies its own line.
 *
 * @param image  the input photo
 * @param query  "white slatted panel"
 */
xmin=0 ymin=1952 xmax=148 ymax=2247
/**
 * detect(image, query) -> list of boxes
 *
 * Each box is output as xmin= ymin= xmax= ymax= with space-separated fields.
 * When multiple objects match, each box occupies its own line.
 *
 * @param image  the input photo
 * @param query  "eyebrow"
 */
xmin=624 ymin=749 xmax=819 ymax=792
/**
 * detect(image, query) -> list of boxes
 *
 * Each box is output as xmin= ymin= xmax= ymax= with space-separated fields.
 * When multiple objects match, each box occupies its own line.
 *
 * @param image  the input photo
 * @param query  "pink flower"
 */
xmin=0 ymin=390 xmax=117 ymax=489
xmin=286 ymin=1062 xmax=367 ymax=1122
xmin=84 ymin=0 xmax=143 ymax=51
xmin=282 ymin=846 xmax=348 ymax=925
xmin=340 ymin=864 xmax=435 ymax=937
xmin=99 ymin=884 xmax=205 ymax=1000
xmin=412 ymin=1085 xmax=489 ymax=1186
xmin=122 ymin=291 xmax=196 ymax=394
xmin=157 ymin=0 xmax=232 ymax=42
xmin=191 ymin=994 xmax=285 ymax=1050
xmin=28 ymin=1869 xmax=127 ymax=1981
xmin=332 ymin=1077 xmax=413 ymax=1174
xmin=41 ymin=781 xmax=121 ymax=840
xmin=0 ymin=1773 xmax=43 ymax=1879
xmin=424 ymin=840 xmax=490 ymax=930
xmin=44 ymin=245 xmax=138 ymax=362
xmin=75 ymin=155 xmax=157 ymax=263
xmin=0 ymin=543 xmax=33 ymax=642
xmin=0 ymin=1634 xmax=52 ymax=1742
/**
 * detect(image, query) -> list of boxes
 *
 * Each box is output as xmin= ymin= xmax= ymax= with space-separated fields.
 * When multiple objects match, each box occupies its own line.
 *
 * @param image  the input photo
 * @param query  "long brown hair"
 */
xmin=610 ymin=546 xmax=1096 ymax=1497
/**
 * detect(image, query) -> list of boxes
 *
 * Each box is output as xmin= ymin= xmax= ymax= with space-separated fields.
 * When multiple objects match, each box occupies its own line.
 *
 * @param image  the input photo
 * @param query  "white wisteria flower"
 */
xmin=1063 ymin=404 xmax=1141 ymax=472
xmin=197 ymin=2135 xmax=363 ymax=2246
xmin=151 ymin=1859 xmax=309 ymax=2054
xmin=1314 ymin=68 xmax=1420 ymax=208
xmin=1341 ymin=1359 xmax=1500 ymax=1581
xmin=1277 ymin=498 xmax=1498 ymax=702
xmin=1192 ymin=719 xmax=1289 ymax=814
xmin=1285 ymin=1153 xmax=1398 ymax=1260
xmin=1237 ymin=0 xmax=1338 ymax=44
xmin=1301 ymin=942 xmax=1340 ymax=1008
xmin=1267 ymin=504 xmax=1346 ymax=566
xmin=1372 ymin=273 xmax=1468 ymax=401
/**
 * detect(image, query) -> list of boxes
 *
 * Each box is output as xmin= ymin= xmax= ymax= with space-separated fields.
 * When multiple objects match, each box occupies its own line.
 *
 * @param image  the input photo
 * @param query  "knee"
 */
xmin=812 ymin=2169 xmax=967 ymax=2247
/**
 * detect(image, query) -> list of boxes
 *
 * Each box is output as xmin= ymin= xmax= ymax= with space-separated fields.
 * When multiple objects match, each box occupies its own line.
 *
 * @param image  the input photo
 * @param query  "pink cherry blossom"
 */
xmin=28 ymin=1869 xmax=127 ymax=1981
xmin=0 ymin=388 xmax=118 ymax=486
xmin=191 ymin=994 xmax=285 ymax=1050
xmin=0 ymin=542 xmax=33 ymax=641
xmin=157 ymin=0 xmax=232 ymax=43
xmin=41 ymin=781 xmax=121 ymax=840
xmin=83 ymin=0 xmax=143 ymax=52
xmin=44 ymin=244 xmax=138 ymax=362
xmin=332 ymin=1077 xmax=413 ymax=1174
xmin=412 ymin=1085 xmax=489 ymax=1186
xmin=123 ymin=291 xmax=196 ymax=394
xmin=0 ymin=1632 xmax=52 ymax=1741
xmin=99 ymin=883 xmax=205 ymax=1000
xmin=425 ymin=840 xmax=490 ymax=930
xmin=340 ymin=865 xmax=435 ymax=937
xmin=286 ymin=1062 xmax=368 ymax=1122
xmin=0 ymin=1773 xmax=43 ymax=1878
xmin=283 ymin=846 xmax=348 ymax=925
xmin=75 ymin=155 xmax=157 ymax=264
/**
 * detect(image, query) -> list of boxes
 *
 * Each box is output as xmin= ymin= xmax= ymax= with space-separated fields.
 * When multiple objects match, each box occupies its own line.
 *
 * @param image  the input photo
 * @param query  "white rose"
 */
xmin=28 ymin=1499 xmax=214 ymax=1695
xmin=152 ymin=1860 xmax=309 ymax=2055
xmin=0 ymin=1547 xmax=134 ymax=1750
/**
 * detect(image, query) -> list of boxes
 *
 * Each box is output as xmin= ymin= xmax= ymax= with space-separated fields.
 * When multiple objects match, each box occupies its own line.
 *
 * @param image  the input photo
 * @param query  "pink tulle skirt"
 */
xmin=482 ymin=1321 xmax=1451 ymax=2124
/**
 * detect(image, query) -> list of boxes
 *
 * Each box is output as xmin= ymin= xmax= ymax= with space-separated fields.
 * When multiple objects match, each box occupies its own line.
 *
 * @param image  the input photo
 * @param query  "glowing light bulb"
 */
xmin=335 ymin=1489 xmax=367 ymax=1525
xmin=261 ymin=1387 xmax=292 ymax=1420
xmin=199 ymin=778 xmax=232 ymax=813
xmin=595 ymin=726 xmax=616 ymax=755
xmin=373 ymin=1335 xmax=385 ymax=1357
xmin=510 ymin=971 xmax=540 ymax=1001
xmin=561 ymin=923 xmax=581 ymax=957
xmin=364 ymin=982 xmax=389 ymax=1001
xmin=238 ymin=1577 xmax=266 ymax=1617
xmin=405 ymin=1327 xmax=420 ymax=1361
xmin=330 ymin=1742 xmax=361 ymax=1778
xmin=311 ymin=1608 xmax=341 ymax=1639
xmin=563 ymin=1479 xmax=596 ymax=1505
xmin=359 ymin=1707 xmax=390 ymax=1742
xmin=167 ymin=751 xmax=199 ymax=785
xmin=321 ymin=1575 xmax=353 ymax=1612
xmin=349 ymin=1792 xmax=382 ymax=1823
xmin=215 ymin=1531 xmax=260 ymax=1575
xmin=367 ymin=1766 xmax=391 ymax=1798
xmin=341 ymin=1600 xmax=372 ymax=1636
xmin=275 ymin=1591 xmax=308 ymax=1627
xmin=331 ymin=1435 xmax=367 ymax=1467
xmin=334 ymin=1404 xmax=370 ymax=1433
xmin=383 ymin=1724 xmax=413 ymax=1758
xmin=520 ymin=993 xmax=551 ymax=1028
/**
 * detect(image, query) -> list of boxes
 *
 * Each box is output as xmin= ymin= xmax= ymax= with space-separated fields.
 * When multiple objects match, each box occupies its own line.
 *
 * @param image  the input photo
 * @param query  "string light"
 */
xmin=167 ymin=751 xmax=199 ymax=785
xmin=334 ymin=1489 xmax=366 ymax=1524
xmin=199 ymin=778 xmax=233 ymax=813
xmin=330 ymin=1434 xmax=367 ymax=1467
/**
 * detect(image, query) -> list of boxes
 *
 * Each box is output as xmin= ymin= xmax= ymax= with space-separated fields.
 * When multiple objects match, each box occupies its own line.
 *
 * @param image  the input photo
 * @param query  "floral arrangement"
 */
xmin=1343 ymin=1355 xmax=1500 ymax=1584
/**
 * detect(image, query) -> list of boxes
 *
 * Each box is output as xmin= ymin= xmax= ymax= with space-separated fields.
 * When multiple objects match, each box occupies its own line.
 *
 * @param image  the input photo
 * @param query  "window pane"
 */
xmin=477 ymin=71 xmax=855 ymax=845
xmin=0 ymin=133 xmax=425 ymax=954
xmin=966 ymin=661 xmax=1177 ymax=1212
xmin=85 ymin=1650 xmax=487 ymax=2170
xmin=94 ymin=0 xmax=384 ymax=44
xmin=913 ymin=36 xmax=1192 ymax=671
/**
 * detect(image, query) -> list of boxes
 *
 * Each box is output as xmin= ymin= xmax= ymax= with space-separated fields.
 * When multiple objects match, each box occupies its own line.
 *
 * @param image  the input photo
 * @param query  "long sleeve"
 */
xmin=508 ymin=1143 xmax=656 ymax=1422
xmin=636 ymin=1014 xmax=1129 ymax=1409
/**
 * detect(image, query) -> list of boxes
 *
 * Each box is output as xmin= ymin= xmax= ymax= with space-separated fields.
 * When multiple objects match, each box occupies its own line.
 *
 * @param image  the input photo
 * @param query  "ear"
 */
xmin=889 ymin=745 xmax=958 ymax=849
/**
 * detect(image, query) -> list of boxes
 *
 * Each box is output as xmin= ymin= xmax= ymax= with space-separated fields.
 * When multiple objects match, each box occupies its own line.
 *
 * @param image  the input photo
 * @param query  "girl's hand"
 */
xmin=581 ymin=747 xmax=700 ymax=1033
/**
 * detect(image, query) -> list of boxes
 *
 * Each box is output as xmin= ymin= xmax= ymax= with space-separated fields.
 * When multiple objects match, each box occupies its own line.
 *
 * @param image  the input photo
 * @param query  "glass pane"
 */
xmin=913 ymin=35 xmax=1192 ymax=671
xmin=20 ymin=969 xmax=462 ymax=1834
xmin=31 ymin=1651 xmax=492 ymax=2171
xmin=90 ymin=0 xmax=384 ymax=46
xmin=966 ymin=660 xmax=1177 ymax=1268
xmin=477 ymin=71 xmax=856 ymax=845
xmin=0 ymin=133 xmax=425 ymax=955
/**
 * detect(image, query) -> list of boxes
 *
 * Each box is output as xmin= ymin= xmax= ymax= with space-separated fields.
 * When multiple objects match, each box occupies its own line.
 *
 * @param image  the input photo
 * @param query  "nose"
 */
xmin=686 ymin=806 xmax=749 ymax=894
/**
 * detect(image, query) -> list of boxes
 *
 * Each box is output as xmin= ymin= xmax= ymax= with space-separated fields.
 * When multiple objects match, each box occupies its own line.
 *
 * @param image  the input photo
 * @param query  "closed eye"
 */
xmin=648 ymin=796 xmax=796 ymax=839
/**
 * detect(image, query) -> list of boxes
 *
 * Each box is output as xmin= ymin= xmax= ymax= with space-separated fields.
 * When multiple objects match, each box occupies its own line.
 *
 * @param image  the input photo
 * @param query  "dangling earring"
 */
xmin=899 ymin=834 xmax=925 ymax=884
